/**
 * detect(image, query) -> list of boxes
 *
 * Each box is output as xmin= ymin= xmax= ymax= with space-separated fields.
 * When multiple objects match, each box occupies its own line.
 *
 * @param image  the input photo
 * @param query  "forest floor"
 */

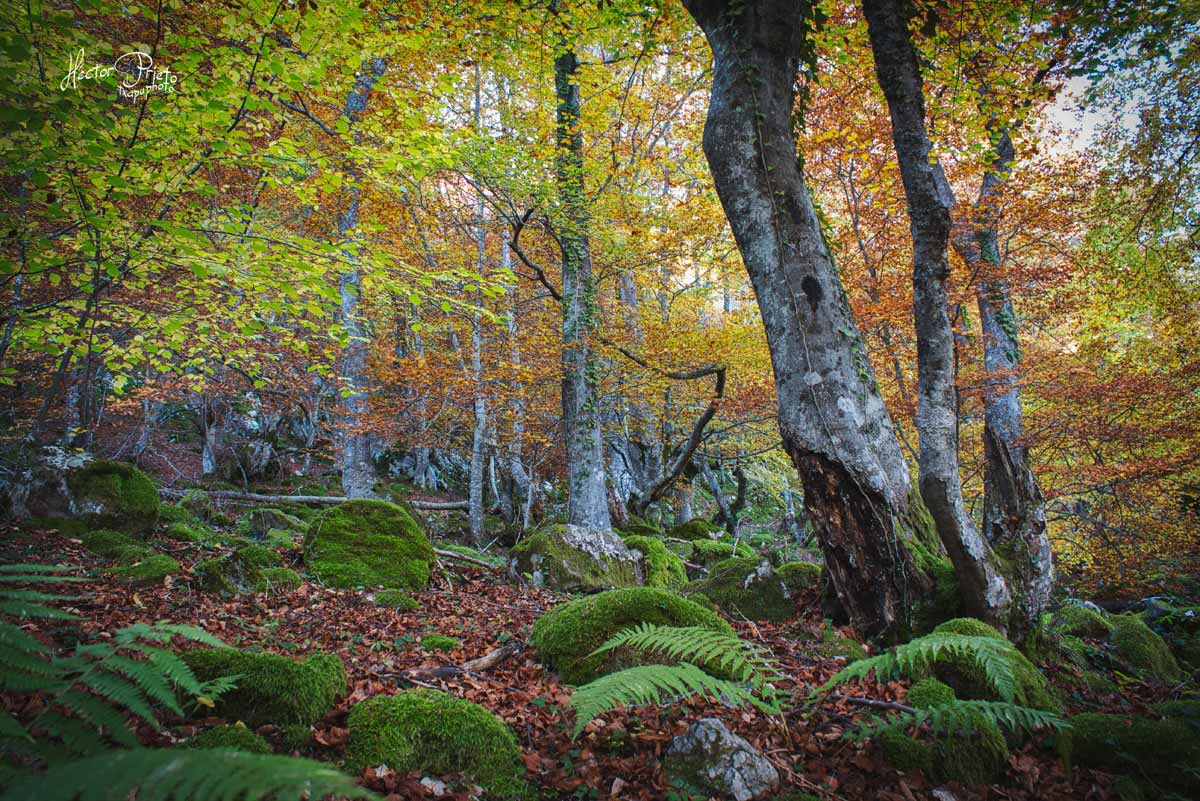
xmin=2 ymin=525 xmax=1135 ymax=801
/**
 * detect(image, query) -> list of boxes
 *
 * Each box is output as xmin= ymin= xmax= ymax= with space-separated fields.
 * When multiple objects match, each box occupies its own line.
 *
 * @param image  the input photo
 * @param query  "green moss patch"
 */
xmin=106 ymin=553 xmax=179 ymax=583
xmin=621 ymin=535 xmax=687 ymax=590
xmin=345 ymin=690 xmax=525 ymax=798
xmin=164 ymin=521 xmax=211 ymax=542
xmin=187 ymin=723 xmax=272 ymax=754
xmin=509 ymin=524 xmax=639 ymax=593
xmin=682 ymin=558 xmax=800 ymax=623
xmin=906 ymin=677 xmax=955 ymax=708
xmin=421 ymin=634 xmax=461 ymax=653
xmin=303 ymin=500 xmax=434 ymax=590
xmin=531 ymin=587 xmax=732 ymax=685
xmin=80 ymin=529 xmax=138 ymax=559
xmin=254 ymin=567 xmax=302 ymax=593
xmin=246 ymin=507 xmax=306 ymax=538
xmin=691 ymin=539 xmax=754 ymax=567
xmin=1109 ymin=614 xmax=1183 ymax=682
xmin=67 ymin=460 xmax=159 ymax=534
xmin=815 ymin=629 xmax=867 ymax=662
xmin=1050 ymin=603 xmax=1113 ymax=638
xmin=181 ymin=649 xmax=347 ymax=726
xmin=667 ymin=519 xmax=721 ymax=542
xmin=1063 ymin=713 xmax=1200 ymax=794
xmin=375 ymin=589 xmax=422 ymax=611
xmin=180 ymin=489 xmax=216 ymax=521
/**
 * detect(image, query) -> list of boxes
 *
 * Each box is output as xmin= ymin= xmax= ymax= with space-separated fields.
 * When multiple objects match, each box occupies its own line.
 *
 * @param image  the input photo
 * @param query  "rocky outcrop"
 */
xmin=664 ymin=718 xmax=779 ymax=801
xmin=509 ymin=524 xmax=640 ymax=593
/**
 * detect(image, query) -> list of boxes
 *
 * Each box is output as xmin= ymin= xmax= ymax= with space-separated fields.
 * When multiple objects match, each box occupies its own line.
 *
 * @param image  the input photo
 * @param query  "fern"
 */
xmin=0 ymin=748 xmax=378 ymax=801
xmin=569 ymin=623 xmax=786 ymax=737
xmin=816 ymin=634 xmax=1020 ymax=703
xmin=842 ymin=699 xmax=1068 ymax=743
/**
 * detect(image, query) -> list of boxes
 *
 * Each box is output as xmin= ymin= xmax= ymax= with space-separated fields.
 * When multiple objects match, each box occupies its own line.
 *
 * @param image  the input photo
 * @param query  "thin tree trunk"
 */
xmin=863 ymin=0 xmax=1012 ymax=629
xmin=337 ymin=59 xmax=387 ymax=499
xmin=555 ymin=43 xmax=611 ymax=531
xmin=468 ymin=67 xmax=489 ymax=544
xmin=683 ymin=0 xmax=935 ymax=641
xmin=951 ymin=127 xmax=1053 ymax=640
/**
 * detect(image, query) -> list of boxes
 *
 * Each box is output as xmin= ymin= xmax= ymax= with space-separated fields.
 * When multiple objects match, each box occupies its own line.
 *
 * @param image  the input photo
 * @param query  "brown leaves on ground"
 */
xmin=3 ymin=526 xmax=1125 ymax=801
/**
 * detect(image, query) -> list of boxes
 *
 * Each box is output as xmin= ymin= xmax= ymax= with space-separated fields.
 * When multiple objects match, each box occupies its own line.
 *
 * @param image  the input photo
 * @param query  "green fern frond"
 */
xmin=56 ymin=691 xmax=140 ymax=747
xmin=591 ymin=624 xmax=782 ymax=687
xmin=0 ymin=748 xmax=379 ymax=801
xmin=818 ymin=635 xmax=1020 ymax=703
xmin=569 ymin=662 xmax=783 ymax=737
xmin=0 ymin=622 xmax=50 ymax=654
xmin=845 ymin=699 xmax=1068 ymax=743
xmin=101 ymin=656 xmax=183 ymax=715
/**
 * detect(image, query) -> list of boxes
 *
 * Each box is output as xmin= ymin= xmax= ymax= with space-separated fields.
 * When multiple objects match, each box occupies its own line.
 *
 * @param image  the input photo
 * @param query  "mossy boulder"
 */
xmin=619 ymin=521 xmax=664 ymax=540
xmin=509 ymin=524 xmax=639 ymax=593
xmin=80 ymin=529 xmax=139 ymax=558
xmin=303 ymin=500 xmax=434 ymax=590
xmin=814 ymin=629 xmax=867 ymax=662
xmin=66 ymin=460 xmax=159 ymax=534
xmin=682 ymin=558 xmax=804 ymax=623
xmin=107 ymin=553 xmax=180 ymax=583
xmin=179 ymin=489 xmax=216 ymax=521
xmin=187 ymin=723 xmax=272 ymax=754
xmin=246 ymin=507 xmax=306 ymax=538
xmin=164 ymin=521 xmax=210 ymax=542
xmin=880 ymin=676 xmax=1009 ymax=785
xmin=195 ymin=557 xmax=239 ymax=596
xmin=691 ymin=539 xmax=754 ymax=567
xmin=531 ymin=587 xmax=733 ymax=685
xmin=157 ymin=503 xmax=193 ymax=526
xmin=902 ymin=618 xmax=1060 ymax=712
xmin=622 ymin=535 xmax=687 ymax=590
xmin=181 ymin=649 xmax=347 ymax=726
xmin=375 ymin=589 xmax=422 ymax=612
xmin=254 ymin=567 xmax=303 ymax=593
xmin=1050 ymin=603 xmax=1113 ymax=638
xmin=194 ymin=545 xmax=283 ymax=596
xmin=667 ymin=519 xmax=721 ymax=542
xmin=1062 ymin=713 xmax=1200 ymax=793
xmin=1108 ymin=614 xmax=1182 ymax=682
xmin=345 ymin=690 xmax=526 ymax=798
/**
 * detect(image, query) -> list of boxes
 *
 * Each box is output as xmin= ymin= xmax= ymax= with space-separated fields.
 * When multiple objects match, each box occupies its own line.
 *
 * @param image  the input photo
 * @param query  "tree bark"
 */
xmin=683 ymin=0 xmax=935 ymax=641
xmin=555 ymin=45 xmax=611 ymax=531
xmin=468 ymin=66 xmax=489 ymax=545
xmin=951 ymin=127 xmax=1053 ymax=639
xmin=862 ymin=0 xmax=1012 ymax=629
xmin=337 ymin=59 xmax=387 ymax=500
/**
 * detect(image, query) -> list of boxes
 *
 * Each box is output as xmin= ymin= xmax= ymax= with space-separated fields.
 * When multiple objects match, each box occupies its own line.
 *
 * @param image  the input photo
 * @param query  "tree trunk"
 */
xmin=683 ymin=0 xmax=934 ymax=641
xmin=951 ymin=127 xmax=1053 ymax=639
xmin=862 ymin=0 xmax=1012 ymax=629
xmin=337 ymin=59 xmax=387 ymax=500
xmin=555 ymin=45 xmax=611 ymax=531
xmin=468 ymin=67 xmax=489 ymax=544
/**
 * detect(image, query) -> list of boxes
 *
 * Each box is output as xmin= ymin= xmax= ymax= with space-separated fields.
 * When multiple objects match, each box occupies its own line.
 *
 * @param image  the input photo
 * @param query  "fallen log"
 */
xmin=397 ymin=641 xmax=525 ymax=684
xmin=434 ymin=547 xmax=501 ymax=570
xmin=159 ymin=487 xmax=469 ymax=511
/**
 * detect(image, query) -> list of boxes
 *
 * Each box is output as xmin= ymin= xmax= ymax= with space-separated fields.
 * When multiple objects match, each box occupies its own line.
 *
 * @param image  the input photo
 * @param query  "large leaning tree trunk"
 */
xmin=862 ymin=0 xmax=1013 ymax=629
xmin=683 ymin=0 xmax=936 ymax=641
xmin=952 ymin=126 xmax=1053 ymax=639
xmin=337 ymin=59 xmax=387 ymax=499
xmin=554 ymin=45 xmax=612 ymax=531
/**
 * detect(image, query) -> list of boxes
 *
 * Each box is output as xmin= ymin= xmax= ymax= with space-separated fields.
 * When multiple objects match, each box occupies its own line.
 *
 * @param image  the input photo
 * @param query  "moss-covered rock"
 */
xmin=814 ymin=629 xmax=867 ymax=662
xmin=254 ymin=567 xmax=302 ymax=593
xmin=280 ymin=723 xmax=312 ymax=751
xmin=194 ymin=545 xmax=283 ymax=596
xmin=195 ymin=557 xmax=238 ymax=596
xmin=776 ymin=561 xmax=822 ymax=591
xmin=907 ymin=677 xmax=955 ymax=708
xmin=667 ymin=519 xmax=721 ymax=542
xmin=1062 ymin=713 xmax=1200 ymax=793
xmin=664 ymin=540 xmax=694 ymax=560
xmin=187 ymin=723 xmax=272 ymax=754
xmin=421 ymin=634 xmax=461 ymax=653
xmin=691 ymin=539 xmax=754 ymax=567
xmin=531 ymin=587 xmax=732 ymax=684
xmin=509 ymin=524 xmax=639 ymax=593
xmin=107 ymin=553 xmax=179 ymax=583
xmin=303 ymin=500 xmax=434 ymax=590
xmin=181 ymin=649 xmax=347 ymax=726
xmin=66 ymin=460 xmax=159 ymax=534
xmin=375 ymin=589 xmax=422 ymax=611
xmin=1109 ymin=614 xmax=1183 ymax=682
xmin=682 ymin=558 xmax=801 ymax=623
xmin=180 ymin=489 xmax=216 ymax=521
xmin=907 ymin=618 xmax=1061 ymax=712
xmin=619 ymin=521 xmax=664 ymax=540
xmin=164 ymin=521 xmax=210 ymax=542
xmin=80 ymin=529 xmax=139 ymax=558
xmin=622 ymin=535 xmax=687 ymax=590
xmin=157 ymin=503 xmax=194 ymax=526
xmin=246 ymin=507 xmax=306 ymax=538
xmin=1050 ymin=603 xmax=1113 ymax=638
xmin=881 ymin=676 xmax=1007 ymax=784
xmin=345 ymin=690 xmax=526 ymax=798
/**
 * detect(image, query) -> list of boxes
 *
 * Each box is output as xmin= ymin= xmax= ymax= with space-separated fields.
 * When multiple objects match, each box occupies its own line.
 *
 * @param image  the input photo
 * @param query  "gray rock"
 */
xmin=2 ymin=446 xmax=92 ymax=520
xmin=508 ymin=524 xmax=640 ymax=593
xmin=247 ymin=507 xmax=306 ymax=537
xmin=664 ymin=718 xmax=780 ymax=801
